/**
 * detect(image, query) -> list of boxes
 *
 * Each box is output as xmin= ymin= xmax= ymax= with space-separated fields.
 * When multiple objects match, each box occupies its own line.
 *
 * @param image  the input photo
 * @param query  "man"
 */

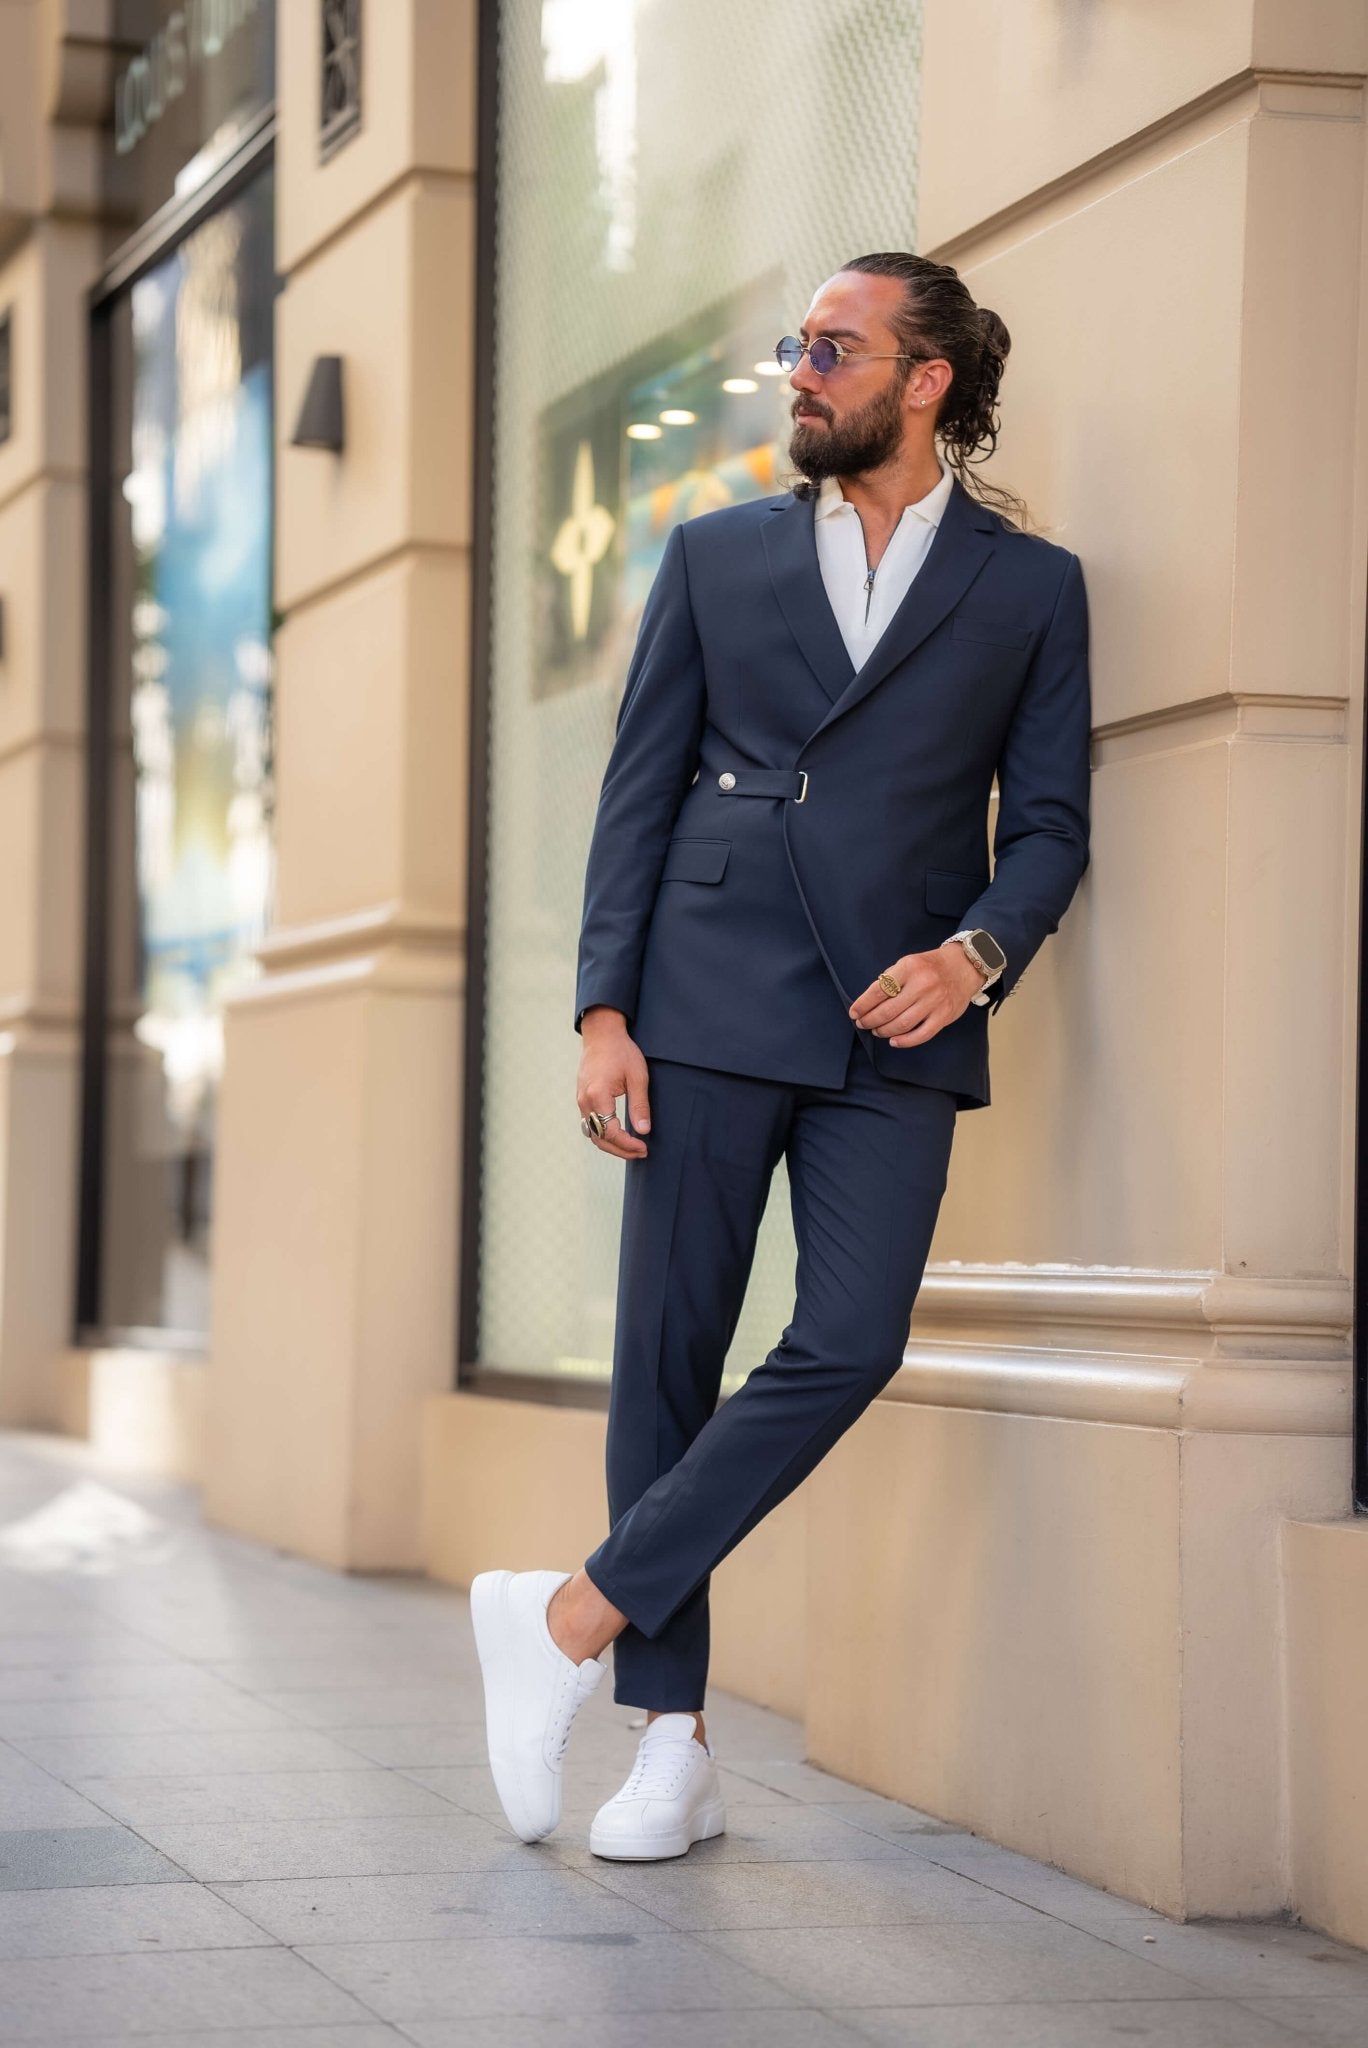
xmin=471 ymin=251 xmax=1092 ymax=1862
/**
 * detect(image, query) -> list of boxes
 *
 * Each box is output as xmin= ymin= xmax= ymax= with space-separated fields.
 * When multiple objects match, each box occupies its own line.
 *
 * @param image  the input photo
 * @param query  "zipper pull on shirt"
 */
xmin=863 ymin=565 xmax=876 ymax=625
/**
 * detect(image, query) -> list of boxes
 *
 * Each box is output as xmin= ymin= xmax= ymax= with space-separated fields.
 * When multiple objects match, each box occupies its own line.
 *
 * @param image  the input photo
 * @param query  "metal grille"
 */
xmin=479 ymin=0 xmax=925 ymax=1386
xmin=320 ymin=0 xmax=362 ymax=160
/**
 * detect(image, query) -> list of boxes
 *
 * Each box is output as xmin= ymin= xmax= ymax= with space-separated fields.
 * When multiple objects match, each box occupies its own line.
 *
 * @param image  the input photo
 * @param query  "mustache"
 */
xmin=791 ymin=396 xmax=833 ymax=423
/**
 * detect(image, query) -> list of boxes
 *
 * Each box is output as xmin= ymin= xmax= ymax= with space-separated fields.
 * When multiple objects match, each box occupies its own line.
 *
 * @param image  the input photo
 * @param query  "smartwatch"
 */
xmin=945 ymin=928 xmax=1007 ymax=1006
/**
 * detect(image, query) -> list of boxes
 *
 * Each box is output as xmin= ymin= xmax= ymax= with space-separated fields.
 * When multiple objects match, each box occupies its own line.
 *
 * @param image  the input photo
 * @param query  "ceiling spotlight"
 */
xmin=659 ymin=408 xmax=696 ymax=426
xmin=754 ymin=360 xmax=785 ymax=377
xmin=722 ymin=377 xmax=759 ymax=395
xmin=626 ymin=422 xmax=663 ymax=440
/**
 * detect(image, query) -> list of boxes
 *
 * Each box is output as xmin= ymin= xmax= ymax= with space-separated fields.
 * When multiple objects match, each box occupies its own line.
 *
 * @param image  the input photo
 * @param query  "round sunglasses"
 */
xmin=775 ymin=334 xmax=925 ymax=375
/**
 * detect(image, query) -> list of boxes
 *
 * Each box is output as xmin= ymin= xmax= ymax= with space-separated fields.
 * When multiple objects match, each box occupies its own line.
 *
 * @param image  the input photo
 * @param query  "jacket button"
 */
xmin=718 ymin=772 xmax=736 ymax=789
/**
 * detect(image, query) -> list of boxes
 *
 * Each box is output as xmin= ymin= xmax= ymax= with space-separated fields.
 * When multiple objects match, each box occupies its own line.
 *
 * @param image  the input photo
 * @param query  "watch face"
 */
xmin=971 ymin=930 xmax=1006 ymax=973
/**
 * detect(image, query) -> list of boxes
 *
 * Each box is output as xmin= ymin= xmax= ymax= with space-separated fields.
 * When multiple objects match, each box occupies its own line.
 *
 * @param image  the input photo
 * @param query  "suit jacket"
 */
xmin=573 ymin=471 xmax=1092 ymax=1110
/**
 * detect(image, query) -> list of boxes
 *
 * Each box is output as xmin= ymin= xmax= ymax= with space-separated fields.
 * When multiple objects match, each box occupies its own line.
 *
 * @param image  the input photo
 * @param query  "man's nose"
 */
xmin=788 ymin=355 xmax=821 ymax=396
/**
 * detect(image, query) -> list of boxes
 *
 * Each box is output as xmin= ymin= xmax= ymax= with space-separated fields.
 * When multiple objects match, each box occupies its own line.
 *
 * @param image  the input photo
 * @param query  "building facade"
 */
xmin=1 ymin=0 xmax=1366 ymax=1945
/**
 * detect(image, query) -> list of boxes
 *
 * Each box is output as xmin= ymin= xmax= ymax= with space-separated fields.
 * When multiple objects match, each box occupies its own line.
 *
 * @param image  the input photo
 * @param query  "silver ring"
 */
xmin=580 ymin=1109 xmax=621 ymax=1140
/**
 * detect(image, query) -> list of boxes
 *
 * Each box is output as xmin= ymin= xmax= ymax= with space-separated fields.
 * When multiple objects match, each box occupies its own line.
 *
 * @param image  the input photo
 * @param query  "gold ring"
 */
xmin=878 ymin=970 xmax=902 ymax=998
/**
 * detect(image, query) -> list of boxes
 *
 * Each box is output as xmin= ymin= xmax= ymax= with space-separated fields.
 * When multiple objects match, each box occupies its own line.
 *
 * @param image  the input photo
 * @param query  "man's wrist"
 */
xmin=942 ymin=930 xmax=1005 ymax=1005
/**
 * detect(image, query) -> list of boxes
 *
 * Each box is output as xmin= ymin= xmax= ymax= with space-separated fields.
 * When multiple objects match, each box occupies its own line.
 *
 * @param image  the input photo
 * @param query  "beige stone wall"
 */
xmin=202 ymin=0 xmax=477 ymax=1567
xmin=0 ymin=2 xmax=123 ymax=1424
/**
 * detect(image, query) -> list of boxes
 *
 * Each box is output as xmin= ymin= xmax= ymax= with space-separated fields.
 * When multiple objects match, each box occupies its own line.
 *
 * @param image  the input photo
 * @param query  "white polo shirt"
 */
xmin=813 ymin=456 xmax=954 ymax=670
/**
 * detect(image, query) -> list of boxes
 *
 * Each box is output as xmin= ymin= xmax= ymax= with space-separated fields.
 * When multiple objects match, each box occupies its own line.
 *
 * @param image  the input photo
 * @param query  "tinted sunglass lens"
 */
xmin=774 ymin=337 xmax=803 ymax=371
xmin=807 ymin=338 xmax=840 ymax=373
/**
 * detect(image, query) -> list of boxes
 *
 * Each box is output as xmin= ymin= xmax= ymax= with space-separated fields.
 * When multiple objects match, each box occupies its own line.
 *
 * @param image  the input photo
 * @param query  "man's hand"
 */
xmin=577 ymin=1008 xmax=652 ymax=1160
xmin=848 ymin=941 xmax=988 ymax=1047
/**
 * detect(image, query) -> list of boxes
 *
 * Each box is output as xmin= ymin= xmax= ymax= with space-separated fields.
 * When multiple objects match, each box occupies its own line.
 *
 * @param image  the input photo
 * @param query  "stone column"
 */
xmin=0 ymin=5 xmax=119 ymax=1424
xmin=804 ymin=0 xmax=1364 ymax=1918
xmin=203 ymin=0 xmax=478 ymax=1566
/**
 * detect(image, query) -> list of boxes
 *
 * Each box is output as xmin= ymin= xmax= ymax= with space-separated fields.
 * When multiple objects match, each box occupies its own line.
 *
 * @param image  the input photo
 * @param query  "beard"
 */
xmin=787 ymin=372 xmax=908 ymax=483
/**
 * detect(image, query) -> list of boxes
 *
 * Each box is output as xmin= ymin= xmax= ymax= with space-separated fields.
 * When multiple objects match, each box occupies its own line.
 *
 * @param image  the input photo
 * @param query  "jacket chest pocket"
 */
xmin=660 ymin=836 xmax=731 ymax=884
xmin=951 ymin=612 xmax=1033 ymax=650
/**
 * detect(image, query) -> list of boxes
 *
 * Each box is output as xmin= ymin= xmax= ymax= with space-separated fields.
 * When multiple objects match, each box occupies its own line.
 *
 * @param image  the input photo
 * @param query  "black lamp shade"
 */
xmin=291 ymin=354 xmax=345 ymax=452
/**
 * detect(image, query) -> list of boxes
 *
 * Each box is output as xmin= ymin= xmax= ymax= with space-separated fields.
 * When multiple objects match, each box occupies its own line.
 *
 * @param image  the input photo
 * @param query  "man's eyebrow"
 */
xmin=799 ymin=325 xmax=867 ymax=344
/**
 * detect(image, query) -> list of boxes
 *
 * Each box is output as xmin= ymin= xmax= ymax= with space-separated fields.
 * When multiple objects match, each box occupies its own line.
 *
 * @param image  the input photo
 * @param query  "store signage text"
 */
xmin=114 ymin=0 xmax=267 ymax=157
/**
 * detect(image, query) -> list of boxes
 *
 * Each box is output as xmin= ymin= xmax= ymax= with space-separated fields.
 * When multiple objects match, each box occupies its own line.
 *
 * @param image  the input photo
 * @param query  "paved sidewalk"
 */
xmin=0 ymin=1429 xmax=1364 ymax=2045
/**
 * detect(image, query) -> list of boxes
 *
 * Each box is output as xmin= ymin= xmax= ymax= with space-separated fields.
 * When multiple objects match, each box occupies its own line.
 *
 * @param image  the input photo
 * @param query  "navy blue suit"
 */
xmin=575 ymin=474 xmax=1092 ymax=1708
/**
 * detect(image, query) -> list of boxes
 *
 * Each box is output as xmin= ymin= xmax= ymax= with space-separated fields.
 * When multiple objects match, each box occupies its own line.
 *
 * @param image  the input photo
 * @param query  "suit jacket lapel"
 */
xmin=801 ymin=474 xmax=1000 ymax=747
xmin=760 ymin=493 xmax=854 ymax=706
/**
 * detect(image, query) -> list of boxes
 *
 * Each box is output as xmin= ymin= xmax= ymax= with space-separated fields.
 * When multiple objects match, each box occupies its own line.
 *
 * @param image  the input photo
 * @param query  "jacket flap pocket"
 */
xmin=661 ymin=836 xmax=731 ymax=884
xmin=952 ymin=612 xmax=1032 ymax=650
xmin=925 ymin=866 xmax=990 ymax=918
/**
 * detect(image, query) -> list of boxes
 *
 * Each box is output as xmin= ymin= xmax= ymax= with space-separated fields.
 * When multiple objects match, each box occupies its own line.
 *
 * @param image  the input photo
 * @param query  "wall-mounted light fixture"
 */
xmin=290 ymin=354 xmax=345 ymax=454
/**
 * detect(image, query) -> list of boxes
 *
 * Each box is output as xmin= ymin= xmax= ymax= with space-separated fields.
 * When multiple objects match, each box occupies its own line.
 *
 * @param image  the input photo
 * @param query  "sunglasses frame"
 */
xmin=775 ymin=334 xmax=927 ymax=375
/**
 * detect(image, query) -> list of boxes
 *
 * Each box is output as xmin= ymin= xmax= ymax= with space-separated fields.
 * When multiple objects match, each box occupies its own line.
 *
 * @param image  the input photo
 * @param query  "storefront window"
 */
xmin=89 ymin=164 xmax=275 ymax=1340
xmin=477 ymin=0 xmax=925 ymax=1383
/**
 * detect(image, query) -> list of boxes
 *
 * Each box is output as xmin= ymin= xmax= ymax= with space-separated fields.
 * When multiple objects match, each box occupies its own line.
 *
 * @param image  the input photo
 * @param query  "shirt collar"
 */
xmin=814 ymin=456 xmax=954 ymax=525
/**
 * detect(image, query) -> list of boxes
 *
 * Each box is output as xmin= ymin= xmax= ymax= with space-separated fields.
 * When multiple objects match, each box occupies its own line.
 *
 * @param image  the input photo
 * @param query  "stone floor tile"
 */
xmin=1234 ymin=1996 xmax=1368 ymax=2041
xmin=0 ymin=1689 xmax=295 ymax=1739
xmin=76 ymin=1769 xmax=461 ymax=1827
xmin=835 ymin=1996 xmax=1316 ymax=2046
xmin=0 ymin=2032 xmax=405 ymax=2048
xmin=208 ymin=1866 xmax=660 ymax=1944
xmin=121 ymin=1811 xmax=532 ymax=1882
xmin=252 ymin=1685 xmax=487 ymax=1729
xmin=19 ymin=2033 xmax=408 ymax=2048
xmin=0 ymin=1631 xmax=176 ymax=1670
xmin=311 ymin=1726 xmax=497 ymax=1771
xmin=404 ymin=2014 xmax=863 ymax=2047
xmin=296 ymin=1928 xmax=801 ymax=2021
xmin=694 ymin=1919 xmax=1216 ymax=2008
xmin=4 ymin=1727 xmax=383 ymax=1781
xmin=0 ymin=1759 xmax=115 ymax=1832
xmin=0 ymin=1946 xmax=373 ymax=2038
xmin=204 ymin=1655 xmax=478 ymax=1694
xmin=1087 ymin=1917 xmax=1368 ymax=1999
xmin=724 ymin=1757 xmax=942 ymax=1808
xmin=0 ymin=1661 xmax=268 ymax=1704
xmin=859 ymin=1823 xmax=1179 ymax=1921
xmin=0 ymin=1826 xmax=189 ymax=1891
xmin=0 ymin=1879 xmax=269 ymax=1958
xmin=573 ymin=1853 xmax=1041 ymax=1930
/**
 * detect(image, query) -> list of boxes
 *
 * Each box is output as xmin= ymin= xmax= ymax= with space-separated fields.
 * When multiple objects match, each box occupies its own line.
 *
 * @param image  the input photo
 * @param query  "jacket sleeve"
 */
xmin=574 ymin=522 xmax=708 ymax=1034
xmin=956 ymin=548 xmax=1093 ymax=1013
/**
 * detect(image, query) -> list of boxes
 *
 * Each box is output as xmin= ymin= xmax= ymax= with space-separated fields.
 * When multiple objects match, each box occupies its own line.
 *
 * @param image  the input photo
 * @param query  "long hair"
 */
xmin=795 ymin=251 xmax=1035 ymax=533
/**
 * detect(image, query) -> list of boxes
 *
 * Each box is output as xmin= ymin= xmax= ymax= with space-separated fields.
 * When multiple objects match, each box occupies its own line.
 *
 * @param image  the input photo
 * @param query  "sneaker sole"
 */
xmin=589 ymin=1798 xmax=727 ymax=1861
xmin=470 ymin=1568 xmax=556 ymax=1843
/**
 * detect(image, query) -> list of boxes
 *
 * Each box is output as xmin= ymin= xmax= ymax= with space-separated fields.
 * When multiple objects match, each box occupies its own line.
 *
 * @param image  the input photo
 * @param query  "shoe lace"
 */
xmin=548 ymin=1664 xmax=585 ymax=1765
xmin=622 ymin=1733 xmax=702 ymax=1799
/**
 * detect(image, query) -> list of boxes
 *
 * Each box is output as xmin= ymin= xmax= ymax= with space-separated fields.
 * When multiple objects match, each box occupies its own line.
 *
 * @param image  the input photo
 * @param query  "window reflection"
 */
xmin=97 ymin=168 xmax=275 ymax=1339
xmin=478 ymin=0 xmax=924 ymax=1384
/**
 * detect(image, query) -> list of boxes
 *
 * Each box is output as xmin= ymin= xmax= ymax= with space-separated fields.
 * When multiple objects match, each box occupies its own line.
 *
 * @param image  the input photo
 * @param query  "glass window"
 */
xmin=87 ymin=165 xmax=275 ymax=1342
xmin=478 ymin=0 xmax=925 ymax=1386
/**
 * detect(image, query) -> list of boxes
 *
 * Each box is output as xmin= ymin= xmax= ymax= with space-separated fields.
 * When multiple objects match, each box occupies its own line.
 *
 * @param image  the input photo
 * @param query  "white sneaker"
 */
xmin=469 ymin=1568 xmax=606 ymax=1842
xmin=589 ymin=1710 xmax=726 ymax=1861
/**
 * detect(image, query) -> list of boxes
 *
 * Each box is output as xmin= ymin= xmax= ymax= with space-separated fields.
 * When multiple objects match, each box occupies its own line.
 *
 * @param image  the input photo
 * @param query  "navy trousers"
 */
xmin=582 ymin=1032 xmax=959 ymax=1710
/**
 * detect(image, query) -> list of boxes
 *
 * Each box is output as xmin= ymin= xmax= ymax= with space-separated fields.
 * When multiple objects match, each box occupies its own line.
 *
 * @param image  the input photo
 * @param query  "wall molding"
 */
xmin=895 ymin=1263 xmax=1352 ymax=1434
